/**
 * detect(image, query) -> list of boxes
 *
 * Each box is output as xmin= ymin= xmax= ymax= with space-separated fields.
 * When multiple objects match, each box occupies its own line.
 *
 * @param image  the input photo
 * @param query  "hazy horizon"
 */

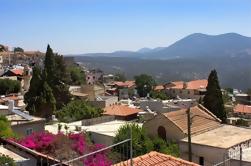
xmin=1 ymin=0 xmax=251 ymax=54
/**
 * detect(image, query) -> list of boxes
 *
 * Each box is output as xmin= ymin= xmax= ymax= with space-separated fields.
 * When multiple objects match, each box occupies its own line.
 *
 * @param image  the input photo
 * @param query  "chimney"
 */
xmin=8 ymin=100 xmax=14 ymax=111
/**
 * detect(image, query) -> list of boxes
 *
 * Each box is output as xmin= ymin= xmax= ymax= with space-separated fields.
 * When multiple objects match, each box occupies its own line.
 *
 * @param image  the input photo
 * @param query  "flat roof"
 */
xmin=46 ymin=120 xmax=142 ymax=137
xmin=82 ymin=120 xmax=142 ymax=137
xmin=7 ymin=114 xmax=45 ymax=126
xmin=0 ymin=146 xmax=27 ymax=161
xmin=181 ymin=125 xmax=251 ymax=149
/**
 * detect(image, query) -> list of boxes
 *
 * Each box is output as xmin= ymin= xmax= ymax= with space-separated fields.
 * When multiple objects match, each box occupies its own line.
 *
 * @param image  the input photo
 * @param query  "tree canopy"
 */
xmin=14 ymin=47 xmax=24 ymax=52
xmin=24 ymin=45 xmax=71 ymax=119
xmin=0 ymin=155 xmax=15 ymax=166
xmin=0 ymin=115 xmax=15 ymax=138
xmin=113 ymin=123 xmax=153 ymax=159
xmin=56 ymin=100 xmax=103 ymax=123
xmin=114 ymin=73 xmax=126 ymax=82
xmin=66 ymin=65 xmax=86 ymax=85
xmin=0 ymin=79 xmax=21 ymax=95
xmin=113 ymin=124 xmax=179 ymax=159
xmin=203 ymin=69 xmax=227 ymax=123
xmin=134 ymin=74 xmax=156 ymax=97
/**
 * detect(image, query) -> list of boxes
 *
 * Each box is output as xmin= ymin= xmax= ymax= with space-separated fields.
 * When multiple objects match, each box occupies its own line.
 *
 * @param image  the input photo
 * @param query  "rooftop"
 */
xmin=234 ymin=104 xmax=251 ymax=114
xmin=104 ymin=104 xmax=142 ymax=117
xmin=7 ymin=114 xmax=45 ymax=126
xmin=165 ymin=79 xmax=207 ymax=90
xmin=0 ymin=146 xmax=27 ymax=162
xmin=113 ymin=81 xmax=135 ymax=88
xmin=114 ymin=151 xmax=199 ymax=166
xmin=181 ymin=125 xmax=251 ymax=149
xmin=163 ymin=105 xmax=221 ymax=135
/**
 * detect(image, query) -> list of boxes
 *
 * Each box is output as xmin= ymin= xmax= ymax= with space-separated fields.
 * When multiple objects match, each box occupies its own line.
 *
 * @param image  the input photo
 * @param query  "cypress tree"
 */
xmin=203 ymin=69 xmax=227 ymax=123
xmin=24 ymin=66 xmax=43 ymax=115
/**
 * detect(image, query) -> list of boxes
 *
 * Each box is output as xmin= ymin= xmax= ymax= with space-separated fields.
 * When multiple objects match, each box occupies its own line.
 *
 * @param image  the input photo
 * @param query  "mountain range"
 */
xmin=74 ymin=33 xmax=251 ymax=59
xmin=74 ymin=33 xmax=251 ymax=90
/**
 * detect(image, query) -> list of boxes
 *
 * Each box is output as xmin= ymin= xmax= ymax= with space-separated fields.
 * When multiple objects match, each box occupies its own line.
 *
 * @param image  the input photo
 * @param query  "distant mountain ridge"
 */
xmin=72 ymin=33 xmax=251 ymax=59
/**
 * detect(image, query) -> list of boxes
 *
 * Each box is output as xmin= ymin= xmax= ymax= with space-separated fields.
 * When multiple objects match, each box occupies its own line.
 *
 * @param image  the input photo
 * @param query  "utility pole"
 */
xmin=240 ymin=146 xmax=242 ymax=166
xmin=187 ymin=107 xmax=192 ymax=162
xmin=130 ymin=126 xmax=133 ymax=166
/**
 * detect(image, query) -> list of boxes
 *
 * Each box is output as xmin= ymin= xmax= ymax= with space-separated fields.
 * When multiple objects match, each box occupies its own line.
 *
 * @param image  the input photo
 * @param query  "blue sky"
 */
xmin=1 ymin=0 xmax=251 ymax=54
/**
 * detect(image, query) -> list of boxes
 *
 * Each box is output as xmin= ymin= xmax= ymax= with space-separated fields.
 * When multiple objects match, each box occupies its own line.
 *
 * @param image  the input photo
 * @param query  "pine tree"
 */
xmin=203 ymin=69 xmax=227 ymax=123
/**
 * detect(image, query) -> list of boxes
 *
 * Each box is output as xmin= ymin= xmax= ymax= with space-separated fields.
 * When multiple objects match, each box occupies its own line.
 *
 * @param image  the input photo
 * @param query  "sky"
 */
xmin=1 ymin=0 xmax=251 ymax=54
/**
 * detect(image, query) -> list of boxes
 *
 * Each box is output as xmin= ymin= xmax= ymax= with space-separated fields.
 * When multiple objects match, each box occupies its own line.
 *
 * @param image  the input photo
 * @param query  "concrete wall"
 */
xmin=179 ymin=141 xmax=228 ymax=166
xmin=11 ymin=121 xmax=45 ymax=137
xmin=89 ymin=132 xmax=114 ymax=146
xmin=143 ymin=114 xmax=185 ymax=141
xmin=89 ymin=96 xmax=118 ymax=108
xmin=166 ymin=89 xmax=203 ymax=100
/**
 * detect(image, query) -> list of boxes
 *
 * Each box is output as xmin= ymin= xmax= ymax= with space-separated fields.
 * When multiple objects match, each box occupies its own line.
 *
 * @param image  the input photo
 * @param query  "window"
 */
xmin=199 ymin=156 xmax=204 ymax=165
xmin=187 ymin=90 xmax=190 ymax=94
xmin=26 ymin=128 xmax=33 ymax=136
xmin=180 ymin=90 xmax=182 ymax=94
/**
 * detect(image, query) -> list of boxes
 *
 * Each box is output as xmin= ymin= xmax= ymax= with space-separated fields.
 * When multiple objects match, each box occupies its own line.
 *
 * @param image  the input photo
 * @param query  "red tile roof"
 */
xmin=10 ymin=69 xmax=23 ymax=76
xmin=114 ymin=151 xmax=199 ymax=166
xmin=113 ymin=81 xmax=135 ymax=88
xmin=163 ymin=105 xmax=221 ymax=135
xmin=234 ymin=104 xmax=251 ymax=114
xmin=103 ymin=104 xmax=141 ymax=117
xmin=154 ymin=85 xmax=164 ymax=91
xmin=186 ymin=79 xmax=207 ymax=90
xmin=165 ymin=80 xmax=207 ymax=90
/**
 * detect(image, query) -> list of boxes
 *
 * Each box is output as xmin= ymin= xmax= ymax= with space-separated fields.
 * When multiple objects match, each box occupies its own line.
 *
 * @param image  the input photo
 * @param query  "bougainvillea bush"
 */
xmin=14 ymin=132 xmax=111 ymax=166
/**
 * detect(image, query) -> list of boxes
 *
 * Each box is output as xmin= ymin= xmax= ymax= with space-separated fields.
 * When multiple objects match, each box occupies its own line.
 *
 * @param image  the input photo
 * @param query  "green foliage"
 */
xmin=247 ymin=89 xmax=251 ymax=96
xmin=0 ymin=45 xmax=6 ymax=52
xmin=152 ymin=137 xmax=179 ymax=157
xmin=236 ymin=119 xmax=249 ymax=127
xmin=150 ymin=91 xmax=170 ymax=100
xmin=0 ymin=155 xmax=15 ymax=166
xmin=14 ymin=47 xmax=24 ymax=52
xmin=66 ymin=65 xmax=85 ymax=85
xmin=56 ymin=100 xmax=103 ymax=123
xmin=225 ymin=88 xmax=233 ymax=94
xmin=0 ymin=116 xmax=15 ymax=138
xmin=203 ymin=69 xmax=227 ymax=123
xmin=113 ymin=123 xmax=153 ymax=159
xmin=25 ymin=45 xmax=71 ymax=119
xmin=134 ymin=74 xmax=156 ymax=97
xmin=114 ymin=73 xmax=126 ymax=82
xmin=24 ymin=67 xmax=56 ymax=118
xmin=0 ymin=79 xmax=21 ymax=95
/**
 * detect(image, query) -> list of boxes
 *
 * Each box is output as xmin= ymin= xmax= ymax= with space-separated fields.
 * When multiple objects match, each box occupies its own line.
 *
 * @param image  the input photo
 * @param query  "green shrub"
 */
xmin=0 ymin=79 xmax=21 ymax=95
xmin=0 ymin=115 xmax=15 ymax=138
xmin=56 ymin=100 xmax=103 ymax=122
xmin=0 ymin=155 xmax=15 ymax=166
xmin=113 ymin=123 xmax=153 ymax=159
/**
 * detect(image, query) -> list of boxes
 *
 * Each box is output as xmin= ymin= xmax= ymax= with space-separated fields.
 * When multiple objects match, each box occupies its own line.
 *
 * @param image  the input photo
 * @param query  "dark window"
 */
xmin=187 ymin=90 xmax=190 ymax=94
xmin=180 ymin=90 xmax=182 ymax=94
xmin=93 ymin=76 xmax=95 ymax=79
xmin=157 ymin=126 xmax=166 ymax=140
xmin=199 ymin=156 xmax=204 ymax=165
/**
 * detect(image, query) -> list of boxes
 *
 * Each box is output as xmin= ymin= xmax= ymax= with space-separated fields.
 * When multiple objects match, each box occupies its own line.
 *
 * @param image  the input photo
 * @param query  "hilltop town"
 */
xmin=0 ymin=44 xmax=251 ymax=166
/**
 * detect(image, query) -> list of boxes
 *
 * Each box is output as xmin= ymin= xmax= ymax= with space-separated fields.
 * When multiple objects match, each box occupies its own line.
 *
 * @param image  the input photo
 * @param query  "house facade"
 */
xmin=164 ymin=79 xmax=207 ymax=100
xmin=143 ymin=105 xmax=221 ymax=141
